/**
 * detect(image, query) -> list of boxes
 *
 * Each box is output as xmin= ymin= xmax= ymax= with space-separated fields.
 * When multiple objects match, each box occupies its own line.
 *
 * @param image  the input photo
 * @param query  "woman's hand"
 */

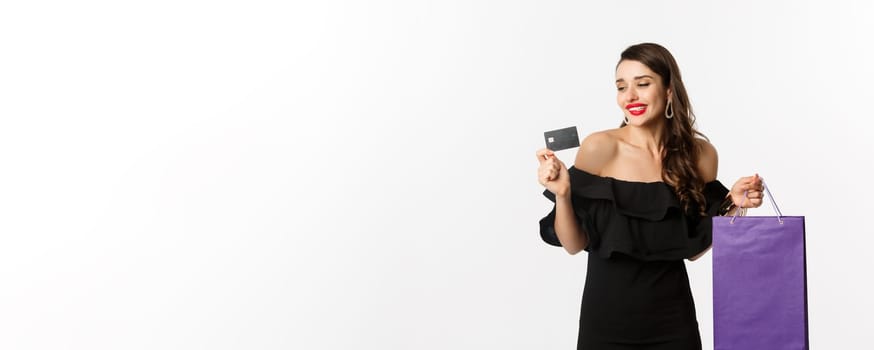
xmin=730 ymin=174 xmax=765 ymax=209
xmin=536 ymin=148 xmax=570 ymax=198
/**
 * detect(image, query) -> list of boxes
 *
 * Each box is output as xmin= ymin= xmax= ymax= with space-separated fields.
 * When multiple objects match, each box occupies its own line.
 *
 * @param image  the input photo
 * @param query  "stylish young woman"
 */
xmin=536 ymin=43 xmax=764 ymax=349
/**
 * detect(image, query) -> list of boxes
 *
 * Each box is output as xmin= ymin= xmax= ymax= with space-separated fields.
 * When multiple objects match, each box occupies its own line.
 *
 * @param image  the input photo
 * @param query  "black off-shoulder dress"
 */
xmin=540 ymin=166 xmax=729 ymax=350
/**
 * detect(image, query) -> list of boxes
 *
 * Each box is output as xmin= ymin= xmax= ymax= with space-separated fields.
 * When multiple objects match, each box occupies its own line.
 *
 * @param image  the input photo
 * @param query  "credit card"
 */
xmin=544 ymin=126 xmax=580 ymax=151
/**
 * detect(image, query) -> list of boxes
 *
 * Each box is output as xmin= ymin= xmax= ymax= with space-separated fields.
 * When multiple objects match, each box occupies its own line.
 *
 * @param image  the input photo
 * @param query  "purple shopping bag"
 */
xmin=712 ymin=182 xmax=808 ymax=350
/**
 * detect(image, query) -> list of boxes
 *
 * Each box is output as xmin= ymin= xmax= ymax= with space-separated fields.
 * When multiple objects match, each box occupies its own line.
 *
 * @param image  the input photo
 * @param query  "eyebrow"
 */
xmin=615 ymin=75 xmax=655 ymax=83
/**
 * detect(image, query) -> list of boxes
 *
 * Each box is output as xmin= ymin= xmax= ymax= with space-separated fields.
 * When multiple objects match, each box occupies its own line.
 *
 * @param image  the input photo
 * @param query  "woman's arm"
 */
xmin=554 ymin=132 xmax=617 ymax=255
xmin=537 ymin=132 xmax=615 ymax=255
xmin=552 ymin=193 xmax=588 ymax=255
xmin=537 ymin=148 xmax=587 ymax=255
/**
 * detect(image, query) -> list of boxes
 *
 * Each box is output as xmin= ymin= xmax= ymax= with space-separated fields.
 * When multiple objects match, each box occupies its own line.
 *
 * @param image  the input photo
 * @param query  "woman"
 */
xmin=536 ymin=43 xmax=764 ymax=349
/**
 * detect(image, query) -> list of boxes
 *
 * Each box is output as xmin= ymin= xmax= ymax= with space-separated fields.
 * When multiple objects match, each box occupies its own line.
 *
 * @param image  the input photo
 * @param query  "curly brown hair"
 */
xmin=618 ymin=43 xmax=708 ymax=215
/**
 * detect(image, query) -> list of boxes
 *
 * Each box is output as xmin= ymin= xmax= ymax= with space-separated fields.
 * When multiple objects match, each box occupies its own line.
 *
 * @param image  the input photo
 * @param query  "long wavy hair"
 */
xmin=618 ymin=43 xmax=708 ymax=215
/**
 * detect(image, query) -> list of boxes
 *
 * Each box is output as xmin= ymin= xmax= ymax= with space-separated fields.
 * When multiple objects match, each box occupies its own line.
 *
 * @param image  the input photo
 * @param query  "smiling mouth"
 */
xmin=627 ymin=104 xmax=647 ymax=116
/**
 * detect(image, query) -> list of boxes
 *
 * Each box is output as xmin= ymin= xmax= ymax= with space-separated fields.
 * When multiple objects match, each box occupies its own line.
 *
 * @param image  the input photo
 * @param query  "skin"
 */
xmin=536 ymin=59 xmax=764 ymax=258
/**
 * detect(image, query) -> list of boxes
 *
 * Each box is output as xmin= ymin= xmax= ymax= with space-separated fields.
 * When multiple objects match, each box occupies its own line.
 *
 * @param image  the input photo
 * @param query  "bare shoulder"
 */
xmin=695 ymin=138 xmax=719 ymax=182
xmin=574 ymin=129 xmax=620 ymax=175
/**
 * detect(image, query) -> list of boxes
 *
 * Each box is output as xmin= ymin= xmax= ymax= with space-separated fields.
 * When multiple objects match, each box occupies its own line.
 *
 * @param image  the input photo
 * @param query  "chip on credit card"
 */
xmin=544 ymin=126 xmax=580 ymax=151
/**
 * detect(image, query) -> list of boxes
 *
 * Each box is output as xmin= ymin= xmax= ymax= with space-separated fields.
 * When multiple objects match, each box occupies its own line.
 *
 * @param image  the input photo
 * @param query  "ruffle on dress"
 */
xmin=539 ymin=166 xmax=729 ymax=261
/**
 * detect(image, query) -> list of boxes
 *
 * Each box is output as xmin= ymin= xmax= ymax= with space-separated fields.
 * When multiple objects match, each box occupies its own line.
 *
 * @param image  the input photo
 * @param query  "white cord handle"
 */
xmin=730 ymin=178 xmax=783 ymax=224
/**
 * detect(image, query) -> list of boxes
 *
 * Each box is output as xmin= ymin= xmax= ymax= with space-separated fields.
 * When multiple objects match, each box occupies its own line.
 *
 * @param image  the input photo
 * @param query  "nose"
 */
xmin=623 ymin=87 xmax=638 ymax=103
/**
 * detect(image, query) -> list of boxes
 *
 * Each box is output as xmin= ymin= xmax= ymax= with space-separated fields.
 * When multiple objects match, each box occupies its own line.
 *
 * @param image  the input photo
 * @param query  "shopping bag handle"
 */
xmin=731 ymin=178 xmax=784 ymax=224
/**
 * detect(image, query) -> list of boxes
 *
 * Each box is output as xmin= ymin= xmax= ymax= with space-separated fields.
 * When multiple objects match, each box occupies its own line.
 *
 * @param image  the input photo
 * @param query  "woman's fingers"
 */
xmin=538 ymin=163 xmax=557 ymax=183
xmin=737 ymin=175 xmax=756 ymax=187
xmin=536 ymin=148 xmax=555 ymax=163
xmin=735 ymin=175 xmax=764 ymax=192
xmin=742 ymin=186 xmax=764 ymax=197
xmin=538 ymin=168 xmax=552 ymax=185
xmin=743 ymin=197 xmax=762 ymax=208
xmin=736 ymin=173 xmax=766 ymax=207
xmin=543 ymin=163 xmax=564 ymax=181
xmin=536 ymin=148 xmax=569 ymax=188
xmin=550 ymin=160 xmax=562 ymax=179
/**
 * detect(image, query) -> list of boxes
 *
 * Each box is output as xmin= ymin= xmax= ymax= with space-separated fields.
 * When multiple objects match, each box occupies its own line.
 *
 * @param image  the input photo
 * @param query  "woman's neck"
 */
xmin=624 ymin=121 xmax=666 ymax=157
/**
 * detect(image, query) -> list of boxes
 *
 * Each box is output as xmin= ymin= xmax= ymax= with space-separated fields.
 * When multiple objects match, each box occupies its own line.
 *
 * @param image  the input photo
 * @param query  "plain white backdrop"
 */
xmin=1 ymin=0 xmax=872 ymax=349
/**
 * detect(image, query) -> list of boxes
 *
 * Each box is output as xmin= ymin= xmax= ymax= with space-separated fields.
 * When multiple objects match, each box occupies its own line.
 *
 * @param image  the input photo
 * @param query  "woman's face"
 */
xmin=615 ymin=59 xmax=670 ymax=126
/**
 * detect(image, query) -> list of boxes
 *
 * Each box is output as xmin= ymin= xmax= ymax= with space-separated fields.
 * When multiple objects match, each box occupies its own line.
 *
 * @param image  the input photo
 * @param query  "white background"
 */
xmin=1 ymin=0 xmax=871 ymax=349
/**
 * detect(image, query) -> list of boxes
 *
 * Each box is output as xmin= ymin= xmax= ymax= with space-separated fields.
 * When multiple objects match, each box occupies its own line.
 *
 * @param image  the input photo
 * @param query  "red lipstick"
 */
xmin=626 ymin=103 xmax=647 ymax=116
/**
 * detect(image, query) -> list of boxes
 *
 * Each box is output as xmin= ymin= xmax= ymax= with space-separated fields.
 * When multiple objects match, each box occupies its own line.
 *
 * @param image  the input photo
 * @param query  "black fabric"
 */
xmin=539 ymin=166 xmax=729 ymax=349
xmin=576 ymin=253 xmax=703 ymax=349
xmin=540 ymin=166 xmax=729 ymax=261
